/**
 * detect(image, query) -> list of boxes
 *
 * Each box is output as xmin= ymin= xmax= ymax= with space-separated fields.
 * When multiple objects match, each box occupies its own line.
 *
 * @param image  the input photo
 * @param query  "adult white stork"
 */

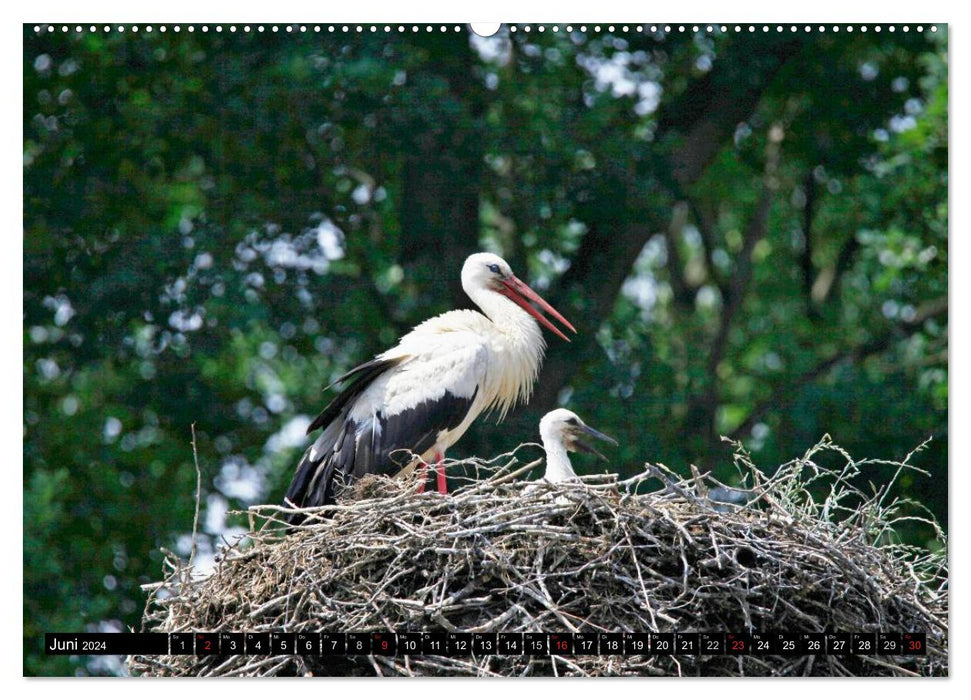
xmin=538 ymin=408 xmax=618 ymax=482
xmin=284 ymin=252 xmax=576 ymax=523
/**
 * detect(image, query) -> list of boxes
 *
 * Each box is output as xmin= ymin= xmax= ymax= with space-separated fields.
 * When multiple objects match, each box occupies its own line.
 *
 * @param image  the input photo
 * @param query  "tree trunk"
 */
xmin=399 ymin=34 xmax=485 ymax=309
xmin=527 ymin=35 xmax=808 ymax=420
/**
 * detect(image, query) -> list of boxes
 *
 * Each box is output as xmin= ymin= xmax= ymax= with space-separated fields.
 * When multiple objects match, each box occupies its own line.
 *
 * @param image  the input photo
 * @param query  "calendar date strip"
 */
xmin=46 ymin=631 xmax=927 ymax=657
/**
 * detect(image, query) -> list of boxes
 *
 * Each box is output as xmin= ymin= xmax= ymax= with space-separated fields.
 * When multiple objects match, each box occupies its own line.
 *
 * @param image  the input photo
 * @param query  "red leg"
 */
xmin=434 ymin=452 xmax=447 ymax=494
xmin=416 ymin=461 xmax=429 ymax=494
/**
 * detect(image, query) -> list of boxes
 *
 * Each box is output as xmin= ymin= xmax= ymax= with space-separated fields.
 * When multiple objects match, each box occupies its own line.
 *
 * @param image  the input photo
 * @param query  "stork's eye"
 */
xmin=566 ymin=417 xmax=579 ymax=426
xmin=488 ymin=263 xmax=501 ymax=274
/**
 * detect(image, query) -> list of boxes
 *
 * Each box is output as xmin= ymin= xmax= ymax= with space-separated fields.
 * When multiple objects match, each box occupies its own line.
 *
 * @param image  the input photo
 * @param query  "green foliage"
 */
xmin=23 ymin=25 xmax=946 ymax=675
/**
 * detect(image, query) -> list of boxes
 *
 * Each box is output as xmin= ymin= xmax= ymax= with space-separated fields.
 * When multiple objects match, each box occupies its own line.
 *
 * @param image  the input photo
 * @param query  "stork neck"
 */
xmin=466 ymin=286 xmax=546 ymax=418
xmin=542 ymin=438 xmax=577 ymax=482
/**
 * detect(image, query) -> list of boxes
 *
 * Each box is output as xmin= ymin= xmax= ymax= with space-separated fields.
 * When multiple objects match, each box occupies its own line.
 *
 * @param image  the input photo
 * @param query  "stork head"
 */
xmin=539 ymin=408 xmax=618 ymax=461
xmin=461 ymin=252 xmax=577 ymax=341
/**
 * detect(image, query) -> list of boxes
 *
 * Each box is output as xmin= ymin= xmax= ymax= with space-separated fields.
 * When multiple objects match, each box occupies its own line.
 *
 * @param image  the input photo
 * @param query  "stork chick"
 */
xmin=539 ymin=408 xmax=618 ymax=482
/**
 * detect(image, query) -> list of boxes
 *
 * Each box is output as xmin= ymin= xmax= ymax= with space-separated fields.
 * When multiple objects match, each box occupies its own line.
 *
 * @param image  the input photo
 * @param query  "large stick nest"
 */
xmin=129 ymin=437 xmax=947 ymax=677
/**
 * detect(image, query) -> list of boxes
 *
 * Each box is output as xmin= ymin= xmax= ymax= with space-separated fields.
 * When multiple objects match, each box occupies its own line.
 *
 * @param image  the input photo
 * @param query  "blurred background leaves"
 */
xmin=23 ymin=24 xmax=946 ymax=675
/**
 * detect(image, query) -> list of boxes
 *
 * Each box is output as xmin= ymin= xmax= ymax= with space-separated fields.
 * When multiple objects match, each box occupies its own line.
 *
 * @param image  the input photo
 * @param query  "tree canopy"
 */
xmin=23 ymin=24 xmax=947 ymax=675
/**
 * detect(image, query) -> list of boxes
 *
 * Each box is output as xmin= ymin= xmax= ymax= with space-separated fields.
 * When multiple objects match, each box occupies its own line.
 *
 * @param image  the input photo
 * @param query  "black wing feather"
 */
xmin=368 ymin=386 xmax=478 ymax=476
xmin=306 ymin=357 xmax=404 ymax=434
xmin=284 ymin=357 xmax=401 ymax=524
xmin=284 ymin=364 xmax=478 ymax=525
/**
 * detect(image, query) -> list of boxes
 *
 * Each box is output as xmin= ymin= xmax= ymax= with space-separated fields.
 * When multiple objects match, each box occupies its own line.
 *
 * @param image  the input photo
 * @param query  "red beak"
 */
xmin=498 ymin=276 xmax=577 ymax=342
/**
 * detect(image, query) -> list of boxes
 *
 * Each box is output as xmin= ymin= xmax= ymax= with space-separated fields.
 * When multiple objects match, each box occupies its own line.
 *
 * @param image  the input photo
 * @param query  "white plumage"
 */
xmin=284 ymin=252 xmax=576 ymax=522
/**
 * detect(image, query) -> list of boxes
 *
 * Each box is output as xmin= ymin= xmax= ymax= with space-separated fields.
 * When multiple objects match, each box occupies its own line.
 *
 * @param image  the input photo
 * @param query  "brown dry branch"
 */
xmin=128 ymin=436 xmax=947 ymax=677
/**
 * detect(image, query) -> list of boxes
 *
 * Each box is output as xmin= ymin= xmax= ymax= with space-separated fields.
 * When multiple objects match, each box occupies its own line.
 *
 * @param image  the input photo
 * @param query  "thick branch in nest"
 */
xmin=129 ymin=438 xmax=947 ymax=677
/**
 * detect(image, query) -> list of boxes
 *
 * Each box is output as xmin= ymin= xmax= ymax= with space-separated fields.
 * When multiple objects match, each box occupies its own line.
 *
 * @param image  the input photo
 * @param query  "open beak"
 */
xmin=499 ymin=275 xmax=577 ymax=342
xmin=572 ymin=423 xmax=618 ymax=461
